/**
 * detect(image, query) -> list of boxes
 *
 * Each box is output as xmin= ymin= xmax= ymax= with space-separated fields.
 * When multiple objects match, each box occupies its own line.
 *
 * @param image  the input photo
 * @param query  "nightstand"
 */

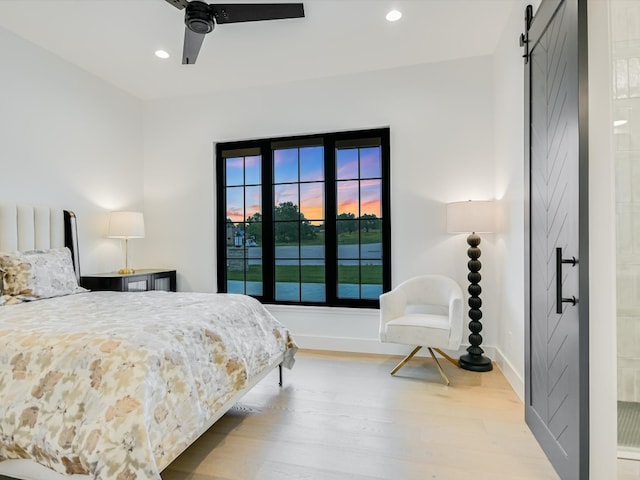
xmin=80 ymin=269 xmax=176 ymax=292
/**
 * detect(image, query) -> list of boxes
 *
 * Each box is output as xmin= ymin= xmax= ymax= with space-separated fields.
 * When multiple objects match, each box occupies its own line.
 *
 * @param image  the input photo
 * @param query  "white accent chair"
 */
xmin=379 ymin=274 xmax=464 ymax=385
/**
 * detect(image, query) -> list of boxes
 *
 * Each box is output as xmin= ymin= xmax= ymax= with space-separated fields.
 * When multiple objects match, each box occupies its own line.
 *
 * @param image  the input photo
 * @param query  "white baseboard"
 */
xmin=293 ymin=333 xmax=501 ymax=364
xmin=494 ymin=346 xmax=524 ymax=402
xmin=292 ymin=333 xmax=466 ymax=357
xmin=618 ymin=448 xmax=640 ymax=461
xmin=293 ymin=333 xmax=525 ymax=402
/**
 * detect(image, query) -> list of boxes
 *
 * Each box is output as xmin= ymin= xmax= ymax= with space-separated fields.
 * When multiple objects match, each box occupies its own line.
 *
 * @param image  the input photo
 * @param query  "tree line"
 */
xmin=227 ymin=201 xmax=381 ymax=244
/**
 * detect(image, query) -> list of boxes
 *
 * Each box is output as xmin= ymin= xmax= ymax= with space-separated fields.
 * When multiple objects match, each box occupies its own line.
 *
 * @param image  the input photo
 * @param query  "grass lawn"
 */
xmin=275 ymin=230 xmax=382 ymax=246
xmin=227 ymin=264 xmax=382 ymax=284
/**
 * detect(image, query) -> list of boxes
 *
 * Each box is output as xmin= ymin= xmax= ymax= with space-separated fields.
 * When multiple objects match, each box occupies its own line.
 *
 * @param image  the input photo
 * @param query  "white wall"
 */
xmin=589 ymin=0 xmax=620 ymax=475
xmin=142 ymin=57 xmax=498 ymax=355
xmin=0 ymin=26 xmax=145 ymax=275
xmin=492 ymin=1 xmax=528 ymax=398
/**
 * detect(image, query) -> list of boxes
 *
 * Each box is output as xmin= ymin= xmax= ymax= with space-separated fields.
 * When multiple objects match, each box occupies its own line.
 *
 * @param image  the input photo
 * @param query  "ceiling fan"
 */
xmin=164 ymin=0 xmax=305 ymax=64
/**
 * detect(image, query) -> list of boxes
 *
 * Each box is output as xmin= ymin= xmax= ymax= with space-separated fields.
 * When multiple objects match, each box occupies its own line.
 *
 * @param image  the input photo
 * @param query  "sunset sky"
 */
xmin=225 ymin=145 xmax=382 ymax=223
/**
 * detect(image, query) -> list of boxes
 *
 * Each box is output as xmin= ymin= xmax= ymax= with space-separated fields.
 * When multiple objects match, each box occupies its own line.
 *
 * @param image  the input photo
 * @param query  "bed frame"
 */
xmin=0 ymin=205 xmax=79 ymax=282
xmin=0 ymin=204 xmax=285 ymax=480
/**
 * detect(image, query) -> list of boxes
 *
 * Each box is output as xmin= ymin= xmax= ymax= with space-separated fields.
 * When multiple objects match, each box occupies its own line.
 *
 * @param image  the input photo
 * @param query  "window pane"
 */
xmin=226 ymin=187 xmax=244 ymax=223
xmin=274 ymin=148 xmax=298 ymax=183
xmin=226 ymin=157 xmax=244 ymax=186
xmin=337 ymin=180 xmax=359 ymax=216
xmin=245 ymin=155 xmax=261 ymax=185
xmin=245 ymin=221 xmax=262 ymax=248
xmin=300 ymin=183 xmax=324 ymax=222
xmin=360 ymin=216 xmax=382 ymax=234
xmin=246 ymin=281 xmax=262 ymax=296
xmin=274 ymin=185 xmax=298 ymax=216
xmin=227 ymin=280 xmax=244 ymax=294
xmin=336 ymin=215 xmax=357 ymax=235
xmin=337 ymin=229 xmax=358 ymax=259
xmin=225 ymin=219 xmax=234 ymax=246
xmin=300 ymin=146 xmax=324 ymax=182
xmin=360 ymin=147 xmax=381 ymax=179
xmin=300 ymin=220 xmax=317 ymax=244
xmin=226 ymin=256 xmax=247 ymax=294
xmin=245 ymin=264 xmax=263 ymax=296
xmin=360 ymin=231 xmax=383 ymax=259
xmin=302 ymin=283 xmax=325 ymax=302
xmin=361 ymin=260 xmax=383 ymax=299
xmin=337 ymin=148 xmax=358 ymax=180
xmin=301 ymin=241 xmax=324 ymax=260
xmin=337 ymin=260 xmax=359 ymax=299
xmin=360 ymin=179 xmax=381 ymax=217
xmin=245 ymin=186 xmax=262 ymax=219
xmin=275 ymin=260 xmax=300 ymax=301
xmin=274 ymin=221 xmax=300 ymax=247
xmin=301 ymin=263 xmax=325 ymax=302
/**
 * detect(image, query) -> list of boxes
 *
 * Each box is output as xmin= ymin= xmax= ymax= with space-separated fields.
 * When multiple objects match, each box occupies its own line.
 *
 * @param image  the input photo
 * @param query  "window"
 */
xmin=216 ymin=128 xmax=390 ymax=308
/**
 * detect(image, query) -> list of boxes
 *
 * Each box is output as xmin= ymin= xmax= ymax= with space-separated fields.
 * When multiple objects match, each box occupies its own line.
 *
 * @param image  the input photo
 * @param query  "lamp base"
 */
xmin=117 ymin=268 xmax=135 ymax=275
xmin=459 ymin=353 xmax=493 ymax=372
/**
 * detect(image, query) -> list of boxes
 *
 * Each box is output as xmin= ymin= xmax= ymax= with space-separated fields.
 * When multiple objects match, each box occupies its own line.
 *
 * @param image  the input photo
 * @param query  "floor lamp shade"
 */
xmin=446 ymin=200 xmax=495 ymax=234
xmin=108 ymin=211 xmax=145 ymax=274
xmin=446 ymin=200 xmax=495 ymax=372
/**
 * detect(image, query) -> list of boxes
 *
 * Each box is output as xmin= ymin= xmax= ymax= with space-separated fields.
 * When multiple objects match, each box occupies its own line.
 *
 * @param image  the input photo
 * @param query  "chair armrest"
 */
xmin=447 ymin=286 xmax=465 ymax=350
xmin=379 ymin=288 xmax=407 ymax=335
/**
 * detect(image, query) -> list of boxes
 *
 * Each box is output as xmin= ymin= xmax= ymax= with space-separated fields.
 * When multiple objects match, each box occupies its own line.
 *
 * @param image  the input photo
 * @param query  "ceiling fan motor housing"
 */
xmin=185 ymin=1 xmax=215 ymax=34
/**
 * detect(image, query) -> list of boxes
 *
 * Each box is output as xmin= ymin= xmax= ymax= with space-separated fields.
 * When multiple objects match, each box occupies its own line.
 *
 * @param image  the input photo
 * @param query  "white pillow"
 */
xmin=0 ymin=247 xmax=87 ymax=300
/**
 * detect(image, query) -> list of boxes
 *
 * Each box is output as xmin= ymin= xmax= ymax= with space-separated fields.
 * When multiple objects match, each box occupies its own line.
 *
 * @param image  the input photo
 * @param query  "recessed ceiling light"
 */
xmin=386 ymin=10 xmax=402 ymax=22
xmin=155 ymin=49 xmax=170 ymax=59
xmin=614 ymin=120 xmax=628 ymax=127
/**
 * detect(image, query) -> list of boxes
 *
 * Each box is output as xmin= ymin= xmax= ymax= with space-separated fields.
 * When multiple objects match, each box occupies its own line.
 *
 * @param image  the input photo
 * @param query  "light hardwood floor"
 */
xmin=619 ymin=458 xmax=640 ymax=480
xmin=162 ymin=349 xmax=560 ymax=480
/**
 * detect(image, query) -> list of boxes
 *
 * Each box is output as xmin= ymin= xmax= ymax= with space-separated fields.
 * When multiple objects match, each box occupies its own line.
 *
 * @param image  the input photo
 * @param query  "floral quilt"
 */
xmin=0 ymin=291 xmax=296 ymax=480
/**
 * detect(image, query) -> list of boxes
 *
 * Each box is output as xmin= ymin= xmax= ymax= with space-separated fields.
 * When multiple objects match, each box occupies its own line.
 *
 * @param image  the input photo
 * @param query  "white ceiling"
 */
xmin=0 ymin=0 xmax=517 ymax=100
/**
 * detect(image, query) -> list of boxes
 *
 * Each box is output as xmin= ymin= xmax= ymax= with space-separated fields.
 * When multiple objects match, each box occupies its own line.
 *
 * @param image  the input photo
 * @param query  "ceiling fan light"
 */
xmin=386 ymin=10 xmax=402 ymax=22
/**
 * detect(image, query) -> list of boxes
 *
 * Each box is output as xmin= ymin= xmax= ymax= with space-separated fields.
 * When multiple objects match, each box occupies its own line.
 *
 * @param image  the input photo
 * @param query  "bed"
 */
xmin=0 ymin=204 xmax=297 ymax=480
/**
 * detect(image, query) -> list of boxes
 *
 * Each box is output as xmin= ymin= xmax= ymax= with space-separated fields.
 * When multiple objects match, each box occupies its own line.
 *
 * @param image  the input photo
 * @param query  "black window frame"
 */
xmin=215 ymin=127 xmax=391 ymax=308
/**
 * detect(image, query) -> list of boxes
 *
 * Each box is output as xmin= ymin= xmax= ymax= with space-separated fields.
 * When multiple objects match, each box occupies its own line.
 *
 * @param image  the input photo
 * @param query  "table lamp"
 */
xmin=108 ymin=211 xmax=145 ymax=274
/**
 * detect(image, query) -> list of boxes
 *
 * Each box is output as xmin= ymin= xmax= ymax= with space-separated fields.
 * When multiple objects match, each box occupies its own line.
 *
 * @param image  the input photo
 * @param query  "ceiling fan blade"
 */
xmin=211 ymin=3 xmax=305 ymax=24
xmin=183 ymin=27 xmax=206 ymax=64
xmin=164 ymin=0 xmax=189 ymax=10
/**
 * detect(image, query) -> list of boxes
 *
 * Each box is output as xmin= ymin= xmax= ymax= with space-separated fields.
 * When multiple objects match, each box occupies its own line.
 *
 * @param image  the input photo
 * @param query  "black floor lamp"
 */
xmin=446 ymin=200 xmax=495 ymax=372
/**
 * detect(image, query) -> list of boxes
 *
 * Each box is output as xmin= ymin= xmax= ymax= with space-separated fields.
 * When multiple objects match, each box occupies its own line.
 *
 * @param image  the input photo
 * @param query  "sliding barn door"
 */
xmin=523 ymin=0 xmax=589 ymax=478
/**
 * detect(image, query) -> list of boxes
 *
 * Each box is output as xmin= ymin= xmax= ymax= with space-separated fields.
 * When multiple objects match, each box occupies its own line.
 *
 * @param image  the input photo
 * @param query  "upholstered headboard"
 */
xmin=0 ymin=204 xmax=80 ymax=281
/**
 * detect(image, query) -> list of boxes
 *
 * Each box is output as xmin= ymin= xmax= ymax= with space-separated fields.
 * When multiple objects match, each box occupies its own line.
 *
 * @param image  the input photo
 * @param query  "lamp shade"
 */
xmin=446 ymin=200 xmax=495 ymax=234
xmin=107 ymin=211 xmax=145 ymax=239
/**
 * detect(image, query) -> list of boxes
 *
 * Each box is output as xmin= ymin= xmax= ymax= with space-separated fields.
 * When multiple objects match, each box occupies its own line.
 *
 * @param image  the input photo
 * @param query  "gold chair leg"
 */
xmin=428 ymin=347 xmax=450 ymax=386
xmin=390 ymin=346 xmax=422 ymax=375
xmin=433 ymin=348 xmax=460 ymax=367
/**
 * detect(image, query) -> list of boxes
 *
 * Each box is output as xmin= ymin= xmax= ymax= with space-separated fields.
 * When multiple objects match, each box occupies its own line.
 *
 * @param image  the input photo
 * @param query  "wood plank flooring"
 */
xmin=2 ymin=349 xmax=636 ymax=479
xmin=162 ymin=349 xmax=560 ymax=480
xmin=618 ymin=458 xmax=640 ymax=480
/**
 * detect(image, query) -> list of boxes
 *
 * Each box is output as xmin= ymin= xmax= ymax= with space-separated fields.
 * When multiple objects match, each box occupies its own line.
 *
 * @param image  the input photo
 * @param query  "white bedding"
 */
xmin=0 ymin=291 xmax=296 ymax=480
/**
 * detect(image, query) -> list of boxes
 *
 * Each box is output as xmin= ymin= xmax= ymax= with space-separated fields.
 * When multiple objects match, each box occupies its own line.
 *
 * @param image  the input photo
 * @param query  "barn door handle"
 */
xmin=556 ymin=247 xmax=578 ymax=314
